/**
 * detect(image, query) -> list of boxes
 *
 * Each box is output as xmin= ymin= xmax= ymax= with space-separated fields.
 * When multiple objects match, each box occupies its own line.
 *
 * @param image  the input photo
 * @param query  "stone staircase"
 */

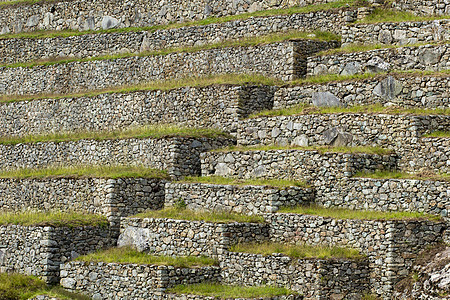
xmin=0 ymin=0 xmax=449 ymax=299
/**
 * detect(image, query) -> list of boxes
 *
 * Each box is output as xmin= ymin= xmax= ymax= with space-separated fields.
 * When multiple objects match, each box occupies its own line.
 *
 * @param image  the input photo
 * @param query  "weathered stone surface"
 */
xmin=364 ymin=56 xmax=390 ymax=73
xmin=101 ymin=16 xmax=118 ymax=29
xmin=373 ymin=76 xmax=403 ymax=99
xmin=311 ymin=91 xmax=341 ymax=107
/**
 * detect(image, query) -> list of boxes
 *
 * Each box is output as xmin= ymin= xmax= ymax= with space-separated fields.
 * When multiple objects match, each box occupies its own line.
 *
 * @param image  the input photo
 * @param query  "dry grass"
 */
xmin=0 ymin=211 xmax=109 ymax=227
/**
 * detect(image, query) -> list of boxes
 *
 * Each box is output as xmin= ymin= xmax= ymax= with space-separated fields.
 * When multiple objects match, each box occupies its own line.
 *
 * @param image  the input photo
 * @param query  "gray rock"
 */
xmin=25 ymin=15 xmax=39 ymax=27
xmin=204 ymin=4 xmax=212 ymax=16
xmin=419 ymin=48 xmax=443 ymax=65
xmin=373 ymin=76 xmax=403 ymax=99
xmin=311 ymin=92 xmax=341 ymax=107
xmin=323 ymin=127 xmax=353 ymax=146
xmin=61 ymin=278 xmax=77 ymax=289
xmin=215 ymin=163 xmax=231 ymax=176
xmin=323 ymin=127 xmax=339 ymax=144
xmin=292 ymin=135 xmax=309 ymax=147
xmin=364 ymin=56 xmax=390 ymax=73
xmin=118 ymin=227 xmax=151 ymax=252
xmin=101 ymin=16 xmax=119 ymax=30
xmin=84 ymin=17 xmax=95 ymax=31
xmin=0 ymin=26 xmax=9 ymax=34
xmin=378 ymin=29 xmax=393 ymax=44
xmin=43 ymin=12 xmax=53 ymax=27
xmin=340 ymin=61 xmax=361 ymax=76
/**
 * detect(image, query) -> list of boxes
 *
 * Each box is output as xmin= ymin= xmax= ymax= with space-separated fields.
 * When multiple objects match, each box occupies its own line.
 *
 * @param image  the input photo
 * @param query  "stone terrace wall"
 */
xmin=391 ymin=0 xmax=450 ymax=16
xmin=60 ymin=261 xmax=220 ymax=298
xmin=274 ymin=74 xmax=450 ymax=109
xmin=220 ymin=252 xmax=370 ymax=299
xmin=0 ymin=40 xmax=338 ymax=96
xmin=0 ymin=8 xmax=355 ymax=64
xmin=0 ymin=0 xmax=344 ymax=34
xmin=118 ymin=218 xmax=269 ymax=257
xmin=307 ymin=44 xmax=450 ymax=76
xmin=0 ymin=225 xmax=115 ymax=284
xmin=341 ymin=19 xmax=450 ymax=46
xmin=264 ymin=213 xmax=446 ymax=296
xmin=201 ymin=149 xmax=397 ymax=183
xmin=0 ymin=137 xmax=233 ymax=179
xmin=0 ymin=85 xmax=274 ymax=137
xmin=400 ymin=137 xmax=450 ymax=173
xmin=237 ymin=114 xmax=450 ymax=150
xmin=318 ymin=177 xmax=450 ymax=217
xmin=0 ymin=177 xmax=165 ymax=227
xmin=165 ymin=182 xmax=314 ymax=215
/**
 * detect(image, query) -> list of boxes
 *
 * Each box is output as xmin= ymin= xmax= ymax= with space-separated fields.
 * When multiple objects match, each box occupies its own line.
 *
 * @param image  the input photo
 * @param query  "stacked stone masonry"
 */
xmin=237 ymin=114 xmax=450 ymax=151
xmin=400 ymin=137 xmax=450 ymax=173
xmin=117 ymin=218 xmax=269 ymax=258
xmin=0 ymin=0 xmax=344 ymax=34
xmin=60 ymin=261 xmax=221 ymax=298
xmin=390 ymin=0 xmax=450 ymax=16
xmin=0 ymin=85 xmax=275 ymax=137
xmin=264 ymin=213 xmax=446 ymax=296
xmin=165 ymin=182 xmax=314 ymax=215
xmin=0 ymin=137 xmax=233 ymax=179
xmin=201 ymin=149 xmax=398 ymax=183
xmin=0 ymin=8 xmax=356 ymax=64
xmin=307 ymin=44 xmax=450 ymax=76
xmin=0 ymin=40 xmax=338 ymax=96
xmin=220 ymin=252 xmax=370 ymax=299
xmin=317 ymin=177 xmax=450 ymax=217
xmin=342 ymin=19 xmax=450 ymax=46
xmin=0 ymin=225 xmax=115 ymax=284
xmin=0 ymin=177 xmax=166 ymax=229
xmin=274 ymin=74 xmax=450 ymax=109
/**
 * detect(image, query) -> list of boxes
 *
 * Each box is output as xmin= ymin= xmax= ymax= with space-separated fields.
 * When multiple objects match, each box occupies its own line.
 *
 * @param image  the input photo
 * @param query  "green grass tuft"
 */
xmin=76 ymin=247 xmax=217 ymax=267
xmin=424 ymin=131 xmax=450 ymax=138
xmin=0 ymin=211 xmax=109 ymax=227
xmin=360 ymin=8 xmax=450 ymax=24
xmin=230 ymin=242 xmax=363 ymax=259
xmin=213 ymin=144 xmax=393 ymax=156
xmin=167 ymin=283 xmax=297 ymax=298
xmin=0 ymin=124 xmax=230 ymax=145
xmin=354 ymin=170 xmax=450 ymax=182
xmin=279 ymin=205 xmax=442 ymax=221
xmin=252 ymin=103 xmax=450 ymax=118
xmin=181 ymin=176 xmax=309 ymax=188
xmin=0 ymin=165 xmax=170 ymax=179
xmin=133 ymin=207 xmax=264 ymax=224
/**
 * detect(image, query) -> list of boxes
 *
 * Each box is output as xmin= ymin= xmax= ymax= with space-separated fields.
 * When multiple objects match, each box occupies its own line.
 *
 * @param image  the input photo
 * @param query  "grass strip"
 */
xmin=167 ymin=283 xmax=297 ymax=298
xmin=0 ymin=125 xmax=230 ymax=145
xmin=0 ymin=165 xmax=170 ymax=180
xmin=0 ymin=273 xmax=89 ymax=300
xmin=180 ymin=176 xmax=309 ymax=188
xmin=76 ymin=247 xmax=217 ymax=267
xmin=213 ymin=145 xmax=392 ymax=155
xmin=252 ymin=103 xmax=450 ymax=118
xmin=230 ymin=242 xmax=363 ymax=259
xmin=424 ymin=131 xmax=450 ymax=138
xmin=0 ymin=30 xmax=339 ymax=69
xmin=133 ymin=207 xmax=264 ymax=224
xmin=354 ymin=170 xmax=450 ymax=182
xmin=359 ymin=8 xmax=450 ymax=24
xmin=279 ymin=205 xmax=442 ymax=221
xmin=0 ymin=211 xmax=108 ymax=227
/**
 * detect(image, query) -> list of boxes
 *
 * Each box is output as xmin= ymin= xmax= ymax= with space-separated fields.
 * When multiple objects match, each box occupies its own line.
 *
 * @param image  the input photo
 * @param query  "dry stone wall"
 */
xmin=60 ymin=261 xmax=221 ymax=298
xmin=274 ymin=74 xmax=450 ymax=109
xmin=118 ymin=218 xmax=269 ymax=257
xmin=220 ymin=252 xmax=370 ymax=299
xmin=342 ymin=19 xmax=450 ymax=46
xmin=201 ymin=149 xmax=398 ymax=183
xmin=237 ymin=114 xmax=450 ymax=151
xmin=0 ymin=8 xmax=355 ymax=64
xmin=400 ymin=137 xmax=450 ymax=173
xmin=264 ymin=213 xmax=446 ymax=296
xmin=0 ymin=137 xmax=233 ymax=179
xmin=0 ymin=0 xmax=344 ymax=34
xmin=0 ymin=85 xmax=275 ymax=137
xmin=165 ymin=182 xmax=314 ymax=215
xmin=317 ymin=177 xmax=450 ymax=217
xmin=390 ymin=0 xmax=450 ymax=16
xmin=0 ymin=40 xmax=338 ymax=96
xmin=0 ymin=225 xmax=115 ymax=284
xmin=307 ymin=44 xmax=450 ymax=76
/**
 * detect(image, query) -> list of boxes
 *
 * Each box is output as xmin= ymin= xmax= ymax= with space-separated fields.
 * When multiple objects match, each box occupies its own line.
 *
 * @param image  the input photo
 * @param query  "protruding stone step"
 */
xmin=220 ymin=250 xmax=370 ymax=299
xmin=0 ymin=8 xmax=354 ymax=64
xmin=118 ymin=210 xmax=269 ymax=258
xmin=237 ymin=113 xmax=450 ymax=151
xmin=201 ymin=147 xmax=397 ymax=183
xmin=307 ymin=43 xmax=450 ymax=77
xmin=0 ymin=135 xmax=233 ymax=179
xmin=165 ymin=179 xmax=314 ymax=215
xmin=0 ymin=0 xmax=348 ymax=35
xmin=0 ymin=212 xmax=115 ymax=284
xmin=0 ymin=39 xmax=338 ymax=96
xmin=264 ymin=211 xmax=446 ymax=297
xmin=274 ymin=73 xmax=450 ymax=109
xmin=342 ymin=19 xmax=450 ymax=46
xmin=0 ymin=84 xmax=275 ymax=137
